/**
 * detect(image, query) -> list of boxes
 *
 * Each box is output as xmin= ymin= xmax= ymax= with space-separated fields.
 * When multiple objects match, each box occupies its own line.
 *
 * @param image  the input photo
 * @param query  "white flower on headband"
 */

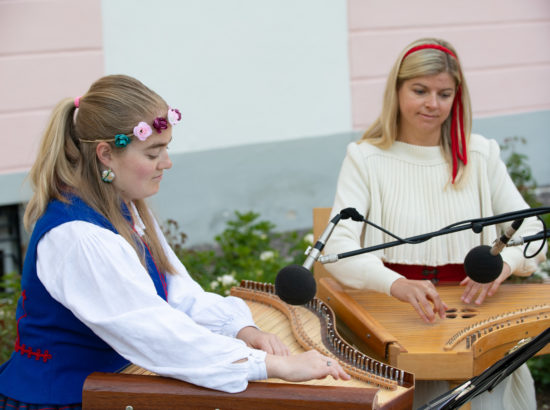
xmin=133 ymin=122 xmax=153 ymax=141
xmin=167 ymin=107 xmax=182 ymax=126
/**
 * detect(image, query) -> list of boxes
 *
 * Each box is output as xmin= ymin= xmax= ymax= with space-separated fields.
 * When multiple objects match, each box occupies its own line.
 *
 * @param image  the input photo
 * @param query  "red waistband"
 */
xmin=384 ymin=263 xmax=466 ymax=284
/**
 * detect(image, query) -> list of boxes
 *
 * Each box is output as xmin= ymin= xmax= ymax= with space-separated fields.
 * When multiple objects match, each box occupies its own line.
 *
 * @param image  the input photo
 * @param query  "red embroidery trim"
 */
xmin=14 ymin=290 xmax=53 ymax=363
xmin=14 ymin=343 xmax=52 ymax=362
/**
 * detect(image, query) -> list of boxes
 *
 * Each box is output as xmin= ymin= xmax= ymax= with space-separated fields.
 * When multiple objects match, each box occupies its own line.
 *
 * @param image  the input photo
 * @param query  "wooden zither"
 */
xmin=230 ymin=281 xmax=414 ymax=393
xmin=83 ymin=280 xmax=414 ymax=409
xmin=312 ymin=206 xmax=550 ymax=382
xmin=317 ymin=276 xmax=550 ymax=381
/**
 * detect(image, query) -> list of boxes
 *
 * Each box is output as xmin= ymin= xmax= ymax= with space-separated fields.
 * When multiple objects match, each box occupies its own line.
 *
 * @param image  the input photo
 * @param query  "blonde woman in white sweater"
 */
xmin=324 ymin=38 xmax=545 ymax=409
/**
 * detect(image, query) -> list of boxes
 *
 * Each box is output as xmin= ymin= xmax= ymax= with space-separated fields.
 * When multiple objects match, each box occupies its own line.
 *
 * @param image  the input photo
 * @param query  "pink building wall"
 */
xmin=348 ymin=0 xmax=550 ymax=129
xmin=0 ymin=0 xmax=103 ymax=174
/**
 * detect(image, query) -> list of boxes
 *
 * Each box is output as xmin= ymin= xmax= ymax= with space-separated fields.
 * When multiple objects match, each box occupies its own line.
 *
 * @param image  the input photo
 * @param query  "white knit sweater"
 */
xmin=324 ymin=133 xmax=545 ymax=295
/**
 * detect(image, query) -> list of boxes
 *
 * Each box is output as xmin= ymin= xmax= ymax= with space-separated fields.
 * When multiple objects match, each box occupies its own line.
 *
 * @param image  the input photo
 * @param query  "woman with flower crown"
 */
xmin=0 ymin=74 xmax=349 ymax=409
xmin=324 ymin=38 xmax=545 ymax=409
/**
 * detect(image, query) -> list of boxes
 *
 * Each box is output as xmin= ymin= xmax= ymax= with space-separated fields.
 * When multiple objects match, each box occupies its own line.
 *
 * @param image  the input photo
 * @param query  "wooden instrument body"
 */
xmin=83 ymin=372 xmax=377 ymax=410
xmin=83 ymin=281 xmax=415 ymax=409
xmin=317 ymin=277 xmax=550 ymax=381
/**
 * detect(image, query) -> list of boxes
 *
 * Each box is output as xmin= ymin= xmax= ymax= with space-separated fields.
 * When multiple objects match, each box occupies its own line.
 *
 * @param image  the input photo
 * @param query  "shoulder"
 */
xmin=468 ymin=133 xmax=501 ymax=160
xmin=41 ymin=220 xmax=128 ymax=253
xmin=346 ymin=140 xmax=387 ymax=159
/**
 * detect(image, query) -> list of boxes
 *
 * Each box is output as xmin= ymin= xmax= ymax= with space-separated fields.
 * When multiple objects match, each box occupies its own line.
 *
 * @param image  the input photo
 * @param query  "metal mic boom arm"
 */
xmin=507 ymin=229 xmax=550 ymax=246
xmin=319 ymin=207 xmax=550 ymax=264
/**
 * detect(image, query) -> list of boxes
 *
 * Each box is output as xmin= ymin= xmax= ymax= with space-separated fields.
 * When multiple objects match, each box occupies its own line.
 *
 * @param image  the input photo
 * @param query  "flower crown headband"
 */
xmin=402 ymin=44 xmax=467 ymax=183
xmin=75 ymin=97 xmax=182 ymax=147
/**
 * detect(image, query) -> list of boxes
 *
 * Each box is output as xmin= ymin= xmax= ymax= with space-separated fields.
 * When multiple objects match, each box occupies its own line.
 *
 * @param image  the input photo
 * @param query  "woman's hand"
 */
xmin=390 ymin=278 xmax=448 ymax=324
xmin=460 ymin=263 xmax=512 ymax=305
xmin=265 ymin=350 xmax=350 ymax=382
xmin=236 ymin=326 xmax=290 ymax=356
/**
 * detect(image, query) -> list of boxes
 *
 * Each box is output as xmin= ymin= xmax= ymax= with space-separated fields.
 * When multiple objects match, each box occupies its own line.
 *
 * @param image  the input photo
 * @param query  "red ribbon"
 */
xmin=402 ymin=44 xmax=467 ymax=183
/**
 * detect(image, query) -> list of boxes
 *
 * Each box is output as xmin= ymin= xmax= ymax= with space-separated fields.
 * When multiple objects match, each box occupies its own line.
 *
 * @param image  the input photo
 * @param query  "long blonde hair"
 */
xmin=361 ymin=38 xmax=472 ymax=185
xmin=24 ymin=74 xmax=176 ymax=275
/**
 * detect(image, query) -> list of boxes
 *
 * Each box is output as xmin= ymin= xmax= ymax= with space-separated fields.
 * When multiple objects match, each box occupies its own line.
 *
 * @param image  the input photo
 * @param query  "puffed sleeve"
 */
xmin=323 ymin=143 xmax=403 ymax=294
xmin=152 ymin=218 xmax=258 ymax=337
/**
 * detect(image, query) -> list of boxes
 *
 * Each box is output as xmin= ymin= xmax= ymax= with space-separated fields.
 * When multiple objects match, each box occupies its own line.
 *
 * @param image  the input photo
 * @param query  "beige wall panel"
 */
xmin=0 ymin=0 xmax=102 ymax=54
xmin=468 ymin=66 xmax=550 ymax=116
xmin=349 ymin=22 xmax=550 ymax=79
xmin=348 ymin=0 xmax=550 ymax=30
xmin=347 ymin=0 xmax=550 ymax=129
xmin=1 ymin=111 xmax=49 ymax=173
xmin=0 ymin=52 xmax=103 ymax=112
xmin=0 ymin=0 xmax=103 ymax=176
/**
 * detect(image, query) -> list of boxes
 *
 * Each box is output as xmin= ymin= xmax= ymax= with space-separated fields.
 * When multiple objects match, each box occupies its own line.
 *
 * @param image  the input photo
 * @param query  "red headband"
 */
xmin=402 ymin=44 xmax=467 ymax=183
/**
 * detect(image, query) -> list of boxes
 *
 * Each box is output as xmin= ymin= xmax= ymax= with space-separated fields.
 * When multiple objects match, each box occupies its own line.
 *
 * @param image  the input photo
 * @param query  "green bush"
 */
xmin=164 ymin=211 xmax=312 ymax=295
xmin=527 ymin=354 xmax=550 ymax=392
xmin=501 ymin=136 xmax=539 ymax=207
xmin=0 ymin=271 xmax=21 ymax=363
xmin=500 ymin=136 xmax=549 ymax=392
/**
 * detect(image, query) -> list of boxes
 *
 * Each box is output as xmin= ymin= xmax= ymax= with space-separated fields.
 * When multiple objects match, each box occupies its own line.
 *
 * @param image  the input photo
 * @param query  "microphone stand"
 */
xmin=418 ymin=327 xmax=550 ymax=410
xmin=320 ymin=207 xmax=550 ymax=264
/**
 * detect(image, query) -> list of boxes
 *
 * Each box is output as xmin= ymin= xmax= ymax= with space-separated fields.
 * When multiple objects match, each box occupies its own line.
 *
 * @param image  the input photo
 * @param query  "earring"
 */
xmin=101 ymin=169 xmax=115 ymax=183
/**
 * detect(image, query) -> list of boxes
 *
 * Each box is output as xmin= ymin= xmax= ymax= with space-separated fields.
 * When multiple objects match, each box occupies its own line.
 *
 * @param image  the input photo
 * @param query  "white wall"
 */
xmin=101 ymin=0 xmax=352 ymax=154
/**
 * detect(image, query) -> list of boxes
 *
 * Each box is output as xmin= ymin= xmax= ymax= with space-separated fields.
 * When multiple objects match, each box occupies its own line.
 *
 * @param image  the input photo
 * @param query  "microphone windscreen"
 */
xmin=464 ymin=245 xmax=503 ymax=284
xmin=275 ymin=264 xmax=317 ymax=305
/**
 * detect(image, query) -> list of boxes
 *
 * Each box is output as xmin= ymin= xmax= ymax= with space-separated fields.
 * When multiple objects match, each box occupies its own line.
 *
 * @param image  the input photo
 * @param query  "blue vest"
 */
xmin=0 ymin=196 xmax=168 ymax=404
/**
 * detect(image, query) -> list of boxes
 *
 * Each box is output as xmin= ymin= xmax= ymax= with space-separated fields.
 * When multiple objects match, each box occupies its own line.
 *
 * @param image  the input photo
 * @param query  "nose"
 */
xmin=425 ymin=92 xmax=439 ymax=109
xmin=159 ymin=150 xmax=173 ymax=170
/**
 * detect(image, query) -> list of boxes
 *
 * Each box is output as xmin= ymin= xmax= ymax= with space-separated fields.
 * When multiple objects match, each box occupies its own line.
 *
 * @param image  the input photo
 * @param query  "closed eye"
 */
xmin=147 ymin=145 xmax=169 ymax=160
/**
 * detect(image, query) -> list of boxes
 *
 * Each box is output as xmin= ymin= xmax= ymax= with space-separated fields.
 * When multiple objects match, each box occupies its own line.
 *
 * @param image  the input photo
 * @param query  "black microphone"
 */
xmin=275 ymin=209 xmax=360 ymax=305
xmin=464 ymin=219 xmax=523 ymax=283
xmin=274 ymin=264 xmax=317 ymax=306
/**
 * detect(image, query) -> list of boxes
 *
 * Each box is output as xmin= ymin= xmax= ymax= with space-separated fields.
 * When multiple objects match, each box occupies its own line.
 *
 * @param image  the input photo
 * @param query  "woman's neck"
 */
xmin=396 ymin=125 xmax=441 ymax=146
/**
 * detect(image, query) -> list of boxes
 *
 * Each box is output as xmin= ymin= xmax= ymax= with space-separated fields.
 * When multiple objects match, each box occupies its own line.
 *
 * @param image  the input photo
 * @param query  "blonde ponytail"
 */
xmin=24 ymin=98 xmax=80 ymax=230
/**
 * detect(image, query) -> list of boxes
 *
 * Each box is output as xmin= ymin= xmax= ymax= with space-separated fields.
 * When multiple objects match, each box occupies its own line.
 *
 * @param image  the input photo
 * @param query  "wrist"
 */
xmin=265 ymin=353 xmax=290 ymax=379
xmin=502 ymin=262 xmax=512 ymax=279
xmin=236 ymin=325 xmax=257 ymax=341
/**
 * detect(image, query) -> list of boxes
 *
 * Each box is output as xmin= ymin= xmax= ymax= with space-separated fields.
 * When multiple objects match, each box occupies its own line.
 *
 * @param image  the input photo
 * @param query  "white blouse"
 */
xmin=36 ymin=208 xmax=267 ymax=393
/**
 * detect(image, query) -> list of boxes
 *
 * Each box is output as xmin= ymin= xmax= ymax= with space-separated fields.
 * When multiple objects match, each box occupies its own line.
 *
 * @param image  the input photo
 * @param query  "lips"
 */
xmin=419 ymin=113 xmax=438 ymax=119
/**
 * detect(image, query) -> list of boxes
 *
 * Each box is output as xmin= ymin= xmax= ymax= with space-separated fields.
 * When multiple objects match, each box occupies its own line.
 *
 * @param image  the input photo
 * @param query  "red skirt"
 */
xmin=384 ymin=262 xmax=466 ymax=284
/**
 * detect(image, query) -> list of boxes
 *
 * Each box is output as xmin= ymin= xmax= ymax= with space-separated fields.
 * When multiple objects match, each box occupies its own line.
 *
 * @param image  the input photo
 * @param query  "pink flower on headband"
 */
xmin=167 ymin=107 xmax=182 ymax=125
xmin=133 ymin=122 xmax=153 ymax=141
xmin=153 ymin=117 xmax=168 ymax=133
